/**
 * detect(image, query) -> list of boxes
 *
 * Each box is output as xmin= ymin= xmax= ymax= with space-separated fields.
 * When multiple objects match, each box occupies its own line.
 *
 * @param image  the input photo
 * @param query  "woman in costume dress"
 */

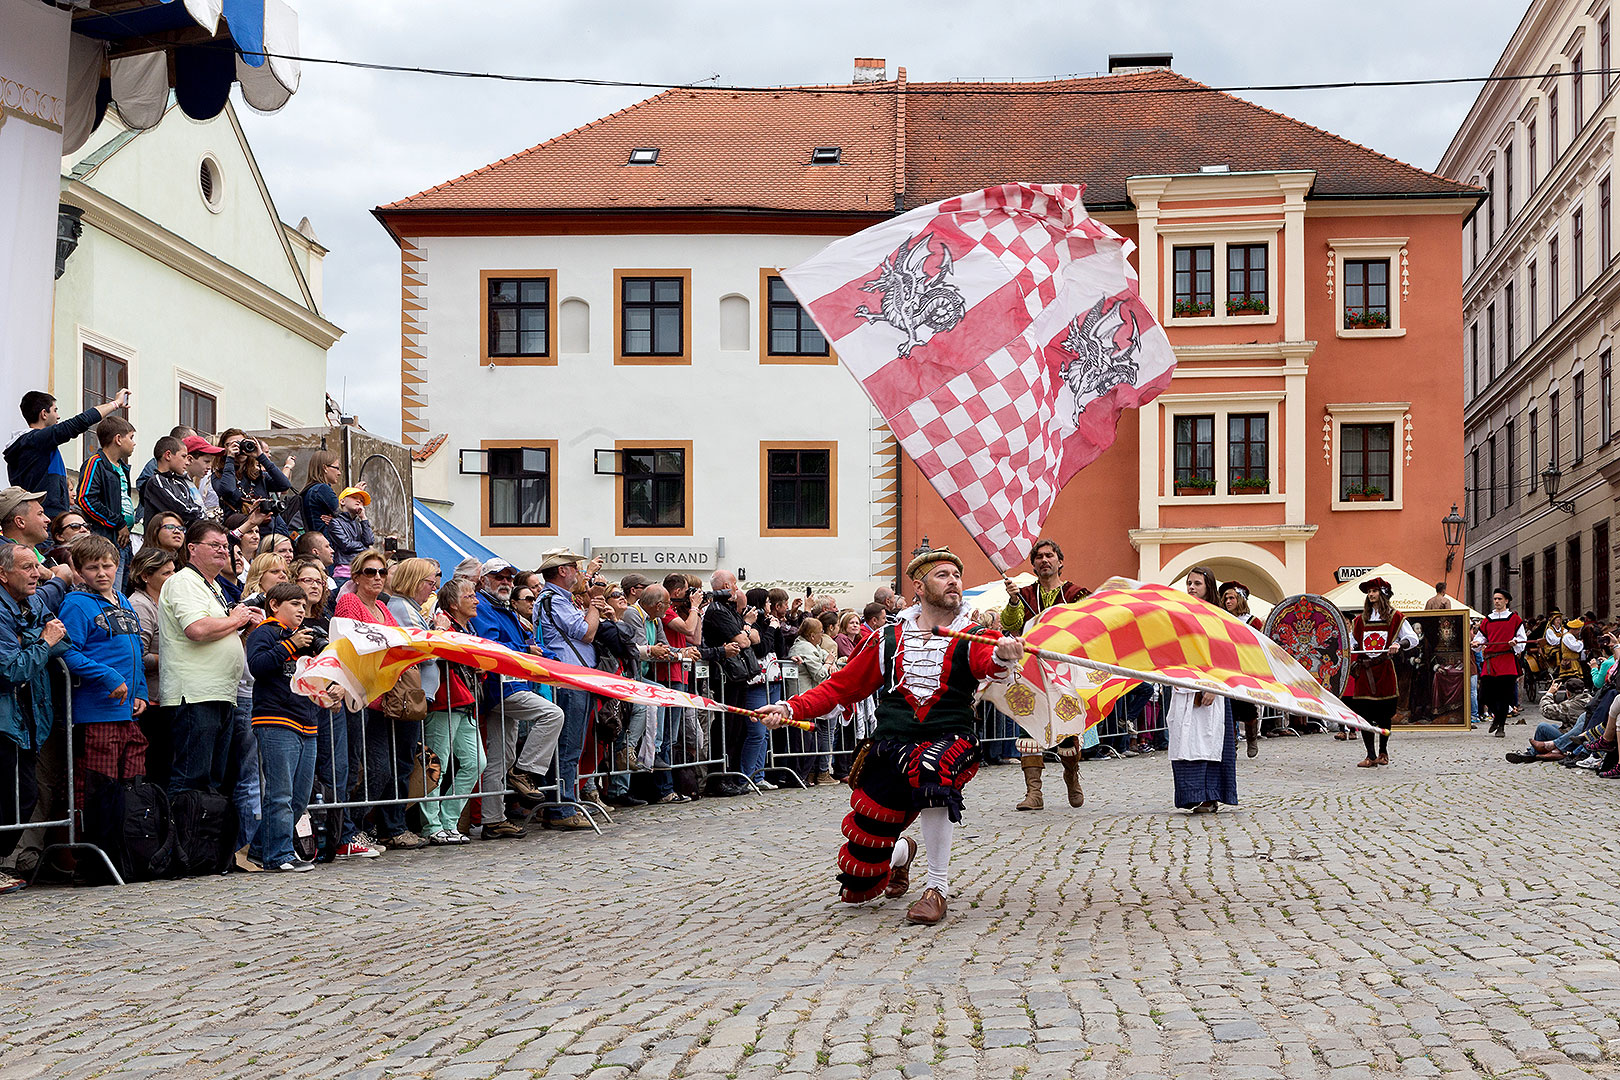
xmin=1168 ymin=566 xmax=1238 ymax=814
xmin=1219 ymin=580 xmax=1265 ymax=757
xmin=1346 ymin=576 xmax=1419 ymax=767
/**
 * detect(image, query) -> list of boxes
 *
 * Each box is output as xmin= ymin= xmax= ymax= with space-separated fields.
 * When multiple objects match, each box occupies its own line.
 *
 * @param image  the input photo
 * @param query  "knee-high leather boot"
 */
xmin=1059 ymin=753 xmax=1084 ymax=807
xmin=1015 ymin=755 xmax=1044 ymax=811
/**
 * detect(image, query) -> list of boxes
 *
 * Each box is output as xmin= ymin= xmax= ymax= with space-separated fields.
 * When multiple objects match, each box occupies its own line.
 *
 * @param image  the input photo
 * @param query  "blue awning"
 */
xmin=412 ymin=502 xmax=500 ymax=576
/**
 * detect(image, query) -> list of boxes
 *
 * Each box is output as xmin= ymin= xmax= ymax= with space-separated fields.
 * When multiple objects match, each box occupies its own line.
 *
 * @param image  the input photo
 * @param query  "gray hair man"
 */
xmin=607 ymin=583 xmax=676 ymax=806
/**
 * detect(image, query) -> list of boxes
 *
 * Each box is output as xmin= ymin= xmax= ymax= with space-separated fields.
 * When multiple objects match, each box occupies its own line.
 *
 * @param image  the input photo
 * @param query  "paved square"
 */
xmin=3 ymin=727 xmax=1617 ymax=1079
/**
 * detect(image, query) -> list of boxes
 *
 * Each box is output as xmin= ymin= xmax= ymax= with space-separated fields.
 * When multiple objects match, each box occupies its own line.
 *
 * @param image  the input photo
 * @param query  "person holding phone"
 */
xmin=4 ymin=388 xmax=130 ymax=519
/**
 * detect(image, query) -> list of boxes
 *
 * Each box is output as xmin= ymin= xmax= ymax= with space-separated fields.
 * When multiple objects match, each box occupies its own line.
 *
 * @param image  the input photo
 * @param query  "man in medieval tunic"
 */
xmin=998 ymin=538 xmax=1090 ymax=811
xmin=760 ymin=548 xmax=1023 ymax=925
xmin=1474 ymin=587 xmax=1527 ymax=739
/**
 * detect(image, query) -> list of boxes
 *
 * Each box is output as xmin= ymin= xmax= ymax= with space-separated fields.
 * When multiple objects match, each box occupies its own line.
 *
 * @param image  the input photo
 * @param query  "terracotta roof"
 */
xmin=411 ymin=433 xmax=447 ymax=462
xmin=380 ymin=88 xmax=898 ymax=214
xmin=901 ymin=70 xmax=1475 ymax=208
xmin=379 ymin=69 xmax=1474 ymax=217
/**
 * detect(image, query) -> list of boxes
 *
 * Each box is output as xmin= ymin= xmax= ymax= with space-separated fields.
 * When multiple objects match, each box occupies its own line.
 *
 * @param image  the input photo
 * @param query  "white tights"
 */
xmin=889 ymin=806 xmax=954 ymax=896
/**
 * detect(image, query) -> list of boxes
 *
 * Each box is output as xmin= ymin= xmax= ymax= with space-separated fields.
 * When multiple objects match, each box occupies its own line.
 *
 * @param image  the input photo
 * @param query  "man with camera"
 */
xmin=470 ymin=557 xmax=568 ymax=837
xmin=701 ymin=570 xmax=765 ymax=796
xmin=534 ymin=549 xmax=605 ymax=830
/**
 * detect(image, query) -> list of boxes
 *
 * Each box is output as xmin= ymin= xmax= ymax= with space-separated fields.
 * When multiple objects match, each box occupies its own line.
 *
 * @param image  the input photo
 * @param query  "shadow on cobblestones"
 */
xmin=2 ymin=730 xmax=1617 ymax=1079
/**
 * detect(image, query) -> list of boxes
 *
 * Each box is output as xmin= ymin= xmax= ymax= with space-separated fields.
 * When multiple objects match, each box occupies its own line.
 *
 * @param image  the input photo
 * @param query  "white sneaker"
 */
xmin=753 ymin=778 xmax=777 ymax=790
xmin=351 ymin=831 xmax=388 ymax=853
xmin=428 ymin=830 xmax=458 ymax=846
xmin=274 ymin=861 xmax=314 ymax=873
xmin=1576 ymin=756 xmax=1605 ymax=769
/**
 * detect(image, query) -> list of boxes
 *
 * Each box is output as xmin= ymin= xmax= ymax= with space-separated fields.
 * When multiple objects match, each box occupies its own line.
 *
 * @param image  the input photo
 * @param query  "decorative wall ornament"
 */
xmin=1400 ymin=248 xmax=1410 ymax=301
xmin=1403 ymin=411 xmax=1414 ymax=465
xmin=1323 ymin=412 xmax=1333 ymax=462
xmin=1326 ymin=249 xmax=1335 ymax=301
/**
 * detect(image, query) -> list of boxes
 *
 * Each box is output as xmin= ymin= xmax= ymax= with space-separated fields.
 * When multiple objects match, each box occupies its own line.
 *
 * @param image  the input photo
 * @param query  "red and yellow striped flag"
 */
xmin=1021 ymin=579 xmax=1363 ymax=728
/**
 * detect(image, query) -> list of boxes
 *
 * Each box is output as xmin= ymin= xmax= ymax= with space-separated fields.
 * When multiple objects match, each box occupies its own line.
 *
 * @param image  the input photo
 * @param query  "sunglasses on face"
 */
xmin=514 ymin=593 xmax=535 ymax=603
xmin=61 ymin=522 xmax=89 ymax=533
xmin=355 ymin=567 xmax=388 ymax=578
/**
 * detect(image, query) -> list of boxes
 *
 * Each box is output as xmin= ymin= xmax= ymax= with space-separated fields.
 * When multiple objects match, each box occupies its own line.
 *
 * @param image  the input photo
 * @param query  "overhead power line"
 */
xmin=231 ymin=48 xmax=1613 ymax=99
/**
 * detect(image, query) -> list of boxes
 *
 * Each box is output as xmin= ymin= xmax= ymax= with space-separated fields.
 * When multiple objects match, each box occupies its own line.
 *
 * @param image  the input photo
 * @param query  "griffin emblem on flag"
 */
xmin=782 ymin=183 xmax=1176 ymax=571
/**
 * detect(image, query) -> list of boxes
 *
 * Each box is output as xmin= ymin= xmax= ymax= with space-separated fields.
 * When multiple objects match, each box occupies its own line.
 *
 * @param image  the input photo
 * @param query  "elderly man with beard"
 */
xmin=760 ymin=549 xmax=1023 ymax=925
xmin=468 ymin=557 xmax=569 ymax=839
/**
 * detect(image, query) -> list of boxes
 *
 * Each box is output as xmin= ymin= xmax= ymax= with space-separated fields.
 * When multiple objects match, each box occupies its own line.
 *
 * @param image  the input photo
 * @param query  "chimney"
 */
xmin=1108 ymin=52 xmax=1173 ymax=74
xmin=853 ymin=57 xmax=887 ymax=84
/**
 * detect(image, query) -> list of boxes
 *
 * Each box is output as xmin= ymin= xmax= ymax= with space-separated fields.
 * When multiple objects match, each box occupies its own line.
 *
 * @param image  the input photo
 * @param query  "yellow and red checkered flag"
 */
xmin=980 ymin=650 xmax=1124 ymax=746
xmin=1015 ymin=578 xmax=1370 ymax=731
xmin=291 ymin=618 xmax=733 ymax=716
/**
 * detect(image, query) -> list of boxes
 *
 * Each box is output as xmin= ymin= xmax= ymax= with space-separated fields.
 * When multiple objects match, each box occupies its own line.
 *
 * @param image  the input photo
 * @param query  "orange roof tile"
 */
xmin=379 ymin=69 xmax=1475 ymax=218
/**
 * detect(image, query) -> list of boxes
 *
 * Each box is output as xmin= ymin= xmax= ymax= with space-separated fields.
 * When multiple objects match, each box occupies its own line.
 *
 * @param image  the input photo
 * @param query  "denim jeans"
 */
xmin=653 ymin=703 xmax=677 ymax=797
xmin=252 ymin=724 xmax=315 ymax=867
xmin=742 ymin=683 xmax=769 ymax=780
xmin=607 ymin=703 xmax=655 ymax=798
xmin=314 ymin=707 xmax=355 ymax=846
xmin=169 ymin=699 xmax=238 ymax=796
xmin=232 ymin=691 xmax=261 ymax=851
xmin=551 ymin=688 xmax=591 ymax=819
xmin=1554 ymin=710 xmax=1605 ymax=752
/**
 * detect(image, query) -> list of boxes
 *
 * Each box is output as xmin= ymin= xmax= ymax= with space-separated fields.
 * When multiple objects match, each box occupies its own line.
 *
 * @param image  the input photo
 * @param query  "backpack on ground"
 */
xmin=169 ymin=789 xmax=238 ymax=876
xmin=84 ymin=776 xmax=173 ymax=883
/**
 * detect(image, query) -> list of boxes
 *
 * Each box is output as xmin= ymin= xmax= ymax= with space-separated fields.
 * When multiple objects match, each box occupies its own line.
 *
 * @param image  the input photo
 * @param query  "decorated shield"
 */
xmin=1262 ymin=594 xmax=1351 ymax=697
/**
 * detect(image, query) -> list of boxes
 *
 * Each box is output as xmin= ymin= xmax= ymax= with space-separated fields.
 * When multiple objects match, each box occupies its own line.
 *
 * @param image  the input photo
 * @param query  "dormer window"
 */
xmin=628 ymin=147 xmax=659 ymax=165
xmin=810 ymin=146 xmax=842 ymax=165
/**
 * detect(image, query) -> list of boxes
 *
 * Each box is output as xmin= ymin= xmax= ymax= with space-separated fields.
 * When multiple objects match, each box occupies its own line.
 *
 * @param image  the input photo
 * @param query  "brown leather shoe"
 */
xmin=1375 ymin=752 xmax=1389 ymax=766
xmin=1356 ymin=757 xmax=1377 ymax=768
xmin=884 ymin=836 xmax=917 ymax=899
xmin=543 ymin=814 xmax=595 ymax=831
xmin=905 ymin=886 xmax=947 ymax=925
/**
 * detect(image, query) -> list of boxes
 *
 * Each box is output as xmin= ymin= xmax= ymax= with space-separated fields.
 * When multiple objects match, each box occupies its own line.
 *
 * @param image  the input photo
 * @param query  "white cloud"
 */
xmin=237 ymin=0 xmax=1527 ymax=442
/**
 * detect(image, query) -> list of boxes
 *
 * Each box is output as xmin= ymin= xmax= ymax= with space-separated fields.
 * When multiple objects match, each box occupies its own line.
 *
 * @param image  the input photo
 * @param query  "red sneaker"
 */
xmin=334 ymin=840 xmax=382 ymax=859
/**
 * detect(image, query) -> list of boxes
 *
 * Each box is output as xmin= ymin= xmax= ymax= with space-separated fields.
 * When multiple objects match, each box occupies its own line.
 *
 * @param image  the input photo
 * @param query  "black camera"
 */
xmin=704 ymin=587 xmax=732 ymax=603
xmin=238 ymin=438 xmax=259 ymax=455
xmin=294 ymin=626 xmax=329 ymax=657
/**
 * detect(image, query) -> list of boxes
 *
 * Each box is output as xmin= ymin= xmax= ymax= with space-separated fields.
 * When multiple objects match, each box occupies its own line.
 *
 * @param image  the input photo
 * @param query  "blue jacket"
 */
xmin=469 ymin=590 xmax=533 ymax=696
xmin=74 ymin=449 xmax=132 ymax=540
xmin=3 ymin=405 xmax=102 ymax=518
xmin=58 ymin=589 xmax=147 ymax=724
xmin=0 ymin=584 xmax=70 ymax=750
xmin=327 ymin=509 xmax=375 ymax=566
xmin=246 ymin=619 xmax=319 ymax=735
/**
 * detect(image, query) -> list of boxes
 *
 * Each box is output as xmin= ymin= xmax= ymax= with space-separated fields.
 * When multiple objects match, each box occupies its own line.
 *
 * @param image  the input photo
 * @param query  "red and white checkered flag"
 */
xmin=781 ymin=183 xmax=1175 ymax=571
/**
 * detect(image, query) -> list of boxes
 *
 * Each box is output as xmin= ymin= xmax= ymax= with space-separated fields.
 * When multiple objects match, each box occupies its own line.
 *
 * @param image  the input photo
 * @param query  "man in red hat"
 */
xmin=760 ymin=548 xmax=1024 ymax=925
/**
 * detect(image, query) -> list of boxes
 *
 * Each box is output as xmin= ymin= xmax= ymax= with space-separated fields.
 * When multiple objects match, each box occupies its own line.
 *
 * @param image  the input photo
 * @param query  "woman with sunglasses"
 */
xmin=50 ymin=511 xmax=91 ymax=546
xmin=331 ymin=549 xmax=408 ymax=854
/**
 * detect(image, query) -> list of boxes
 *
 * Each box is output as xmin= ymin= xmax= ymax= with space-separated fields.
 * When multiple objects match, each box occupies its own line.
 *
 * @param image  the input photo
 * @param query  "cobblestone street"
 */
xmin=3 ymin=726 xmax=1618 ymax=1080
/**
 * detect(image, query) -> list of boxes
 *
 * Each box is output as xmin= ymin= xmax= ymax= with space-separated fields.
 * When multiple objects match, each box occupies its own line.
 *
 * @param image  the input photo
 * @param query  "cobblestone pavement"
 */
xmin=4 ymin=725 xmax=1620 ymax=1080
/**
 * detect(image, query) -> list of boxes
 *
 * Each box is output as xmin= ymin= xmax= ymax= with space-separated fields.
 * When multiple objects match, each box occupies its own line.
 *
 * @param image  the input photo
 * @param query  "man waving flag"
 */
xmin=781 ymin=183 xmax=1175 ymax=571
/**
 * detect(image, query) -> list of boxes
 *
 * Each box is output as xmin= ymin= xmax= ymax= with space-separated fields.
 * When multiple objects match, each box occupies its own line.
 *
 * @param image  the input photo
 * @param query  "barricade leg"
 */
xmin=33 ymin=662 xmax=123 ymax=886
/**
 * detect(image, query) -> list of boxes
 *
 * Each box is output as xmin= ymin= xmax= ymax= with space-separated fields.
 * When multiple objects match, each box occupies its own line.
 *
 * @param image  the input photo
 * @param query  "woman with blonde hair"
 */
xmin=243 ymin=552 xmax=290 ymax=604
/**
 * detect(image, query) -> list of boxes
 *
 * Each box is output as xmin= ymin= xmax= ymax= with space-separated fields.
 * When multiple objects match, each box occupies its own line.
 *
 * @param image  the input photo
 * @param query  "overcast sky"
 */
xmin=236 ymin=0 xmax=1529 ymax=442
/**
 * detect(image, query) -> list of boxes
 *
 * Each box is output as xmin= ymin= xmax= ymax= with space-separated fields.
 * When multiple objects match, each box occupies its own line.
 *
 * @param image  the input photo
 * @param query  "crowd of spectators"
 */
xmin=1499 ymin=612 xmax=1620 ymax=779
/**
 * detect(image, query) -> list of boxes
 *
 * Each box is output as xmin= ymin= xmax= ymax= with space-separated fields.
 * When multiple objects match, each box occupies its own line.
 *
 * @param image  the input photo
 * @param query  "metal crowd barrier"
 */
xmin=1 ymin=660 xmax=123 ymax=887
xmin=762 ymin=660 xmax=862 ymax=786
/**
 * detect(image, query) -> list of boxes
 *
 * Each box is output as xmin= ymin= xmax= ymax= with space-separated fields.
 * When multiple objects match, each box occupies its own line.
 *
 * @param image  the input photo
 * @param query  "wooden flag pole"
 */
xmin=933 ymin=627 xmax=1390 ymax=737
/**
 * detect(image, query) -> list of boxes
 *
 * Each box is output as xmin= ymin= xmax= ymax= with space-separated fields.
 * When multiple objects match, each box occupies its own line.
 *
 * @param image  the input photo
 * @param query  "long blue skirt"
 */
xmin=1170 ymin=699 xmax=1239 ymax=809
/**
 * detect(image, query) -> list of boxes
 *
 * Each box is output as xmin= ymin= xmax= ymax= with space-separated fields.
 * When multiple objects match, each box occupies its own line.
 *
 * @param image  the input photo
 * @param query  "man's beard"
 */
xmin=921 ymin=582 xmax=961 ymax=609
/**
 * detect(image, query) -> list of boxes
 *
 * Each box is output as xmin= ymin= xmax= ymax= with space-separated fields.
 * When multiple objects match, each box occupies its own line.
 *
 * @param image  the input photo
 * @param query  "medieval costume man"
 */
xmin=1219 ymin=580 xmax=1265 ymax=757
xmin=1544 ymin=612 xmax=1585 ymax=683
xmin=1473 ymin=587 xmax=1526 ymax=739
xmin=999 ymin=538 xmax=1091 ymax=812
xmin=760 ymin=548 xmax=1023 ymax=925
xmin=1346 ymin=576 xmax=1420 ymax=766
xmin=1168 ymin=566 xmax=1238 ymax=813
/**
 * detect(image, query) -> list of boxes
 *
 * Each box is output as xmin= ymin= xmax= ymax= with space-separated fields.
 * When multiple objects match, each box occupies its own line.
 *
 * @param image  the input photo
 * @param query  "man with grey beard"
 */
xmin=469 ymin=558 xmax=569 ymax=839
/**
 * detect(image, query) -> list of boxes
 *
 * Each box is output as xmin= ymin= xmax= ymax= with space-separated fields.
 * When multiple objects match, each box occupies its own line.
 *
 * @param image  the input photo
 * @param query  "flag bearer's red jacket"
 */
xmin=782 ymin=606 xmax=1011 ymax=742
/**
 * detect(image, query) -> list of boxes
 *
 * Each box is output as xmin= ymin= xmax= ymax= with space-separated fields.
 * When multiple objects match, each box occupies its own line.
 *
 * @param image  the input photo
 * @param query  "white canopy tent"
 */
xmin=1322 ymin=563 xmax=1484 ymax=620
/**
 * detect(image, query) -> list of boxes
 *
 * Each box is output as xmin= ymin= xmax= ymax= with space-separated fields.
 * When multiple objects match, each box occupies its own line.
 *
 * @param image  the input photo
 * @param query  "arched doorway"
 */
xmin=1159 ymin=544 xmax=1289 ymax=604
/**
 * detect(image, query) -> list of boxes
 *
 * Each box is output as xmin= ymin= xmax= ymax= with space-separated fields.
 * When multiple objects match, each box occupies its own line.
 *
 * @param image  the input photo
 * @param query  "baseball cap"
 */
xmin=480 ymin=557 xmax=516 ymax=577
xmin=338 ymin=486 xmax=371 ymax=506
xmin=182 ymin=435 xmax=225 ymax=455
xmin=620 ymin=573 xmax=650 ymax=591
xmin=0 ymin=486 xmax=47 ymax=523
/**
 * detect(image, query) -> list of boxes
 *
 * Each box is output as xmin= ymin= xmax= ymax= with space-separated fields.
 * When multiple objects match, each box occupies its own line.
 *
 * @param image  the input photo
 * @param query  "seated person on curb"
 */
xmin=244 ymin=583 xmax=321 ymax=872
xmin=1539 ymin=678 xmax=1593 ymax=728
xmin=58 ymin=536 xmax=149 ymax=814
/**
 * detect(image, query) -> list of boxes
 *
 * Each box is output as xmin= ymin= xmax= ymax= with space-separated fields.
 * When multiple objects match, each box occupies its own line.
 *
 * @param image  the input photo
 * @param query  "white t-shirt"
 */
xmin=157 ymin=566 xmax=246 ymax=706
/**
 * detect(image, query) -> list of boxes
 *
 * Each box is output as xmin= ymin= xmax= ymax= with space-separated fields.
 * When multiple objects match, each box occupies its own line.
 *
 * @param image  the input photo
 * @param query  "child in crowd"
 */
xmin=326 ymin=485 xmax=374 ymax=582
xmin=74 ymin=416 xmax=137 ymax=544
xmin=58 ymin=535 xmax=148 ymax=810
xmin=245 ymin=581 xmax=320 ymax=872
xmin=139 ymin=436 xmax=201 ymax=527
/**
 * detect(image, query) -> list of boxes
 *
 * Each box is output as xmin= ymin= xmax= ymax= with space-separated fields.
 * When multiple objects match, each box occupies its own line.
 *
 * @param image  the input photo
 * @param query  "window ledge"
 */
xmin=1331 ymin=498 xmax=1404 ymax=511
xmin=1165 ymin=312 xmax=1277 ymax=328
xmin=1159 ymin=493 xmax=1286 ymax=507
xmin=1336 ymin=327 xmax=1406 ymax=339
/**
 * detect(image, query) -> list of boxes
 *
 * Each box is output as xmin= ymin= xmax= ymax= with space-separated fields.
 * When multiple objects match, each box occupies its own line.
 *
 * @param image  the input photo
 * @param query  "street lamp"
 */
xmin=1441 ymin=502 xmax=1465 ymax=572
xmin=1541 ymin=461 xmax=1577 ymax=514
xmin=912 ymin=536 xmax=931 ymax=556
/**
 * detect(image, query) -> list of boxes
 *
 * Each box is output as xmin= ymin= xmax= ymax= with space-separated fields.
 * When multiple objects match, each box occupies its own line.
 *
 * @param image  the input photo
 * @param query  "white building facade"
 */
xmin=51 ymin=100 xmax=339 ymax=469
xmin=401 ymin=228 xmax=900 ymax=593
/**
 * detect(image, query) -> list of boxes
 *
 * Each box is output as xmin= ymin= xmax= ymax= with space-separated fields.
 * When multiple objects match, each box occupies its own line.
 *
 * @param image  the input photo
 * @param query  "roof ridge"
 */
xmin=1152 ymin=71 xmax=1476 ymax=191
xmin=378 ymin=87 xmax=683 ymax=210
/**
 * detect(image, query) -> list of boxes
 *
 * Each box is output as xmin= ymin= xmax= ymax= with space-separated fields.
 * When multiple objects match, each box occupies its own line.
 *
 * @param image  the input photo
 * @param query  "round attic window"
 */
xmin=198 ymin=155 xmax=223 ymax=212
